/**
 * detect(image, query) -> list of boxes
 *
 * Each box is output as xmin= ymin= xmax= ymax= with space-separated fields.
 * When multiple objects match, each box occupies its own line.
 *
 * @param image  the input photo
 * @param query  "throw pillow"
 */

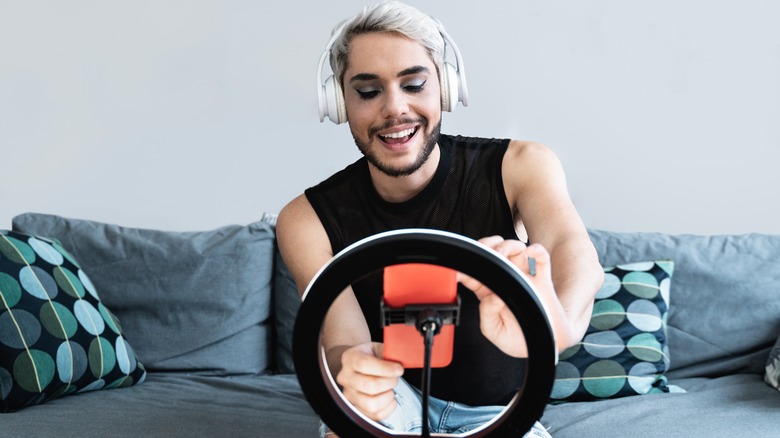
xmin=260 ymin=212 xmax=302 ymax=375
xmin=273 ymin=249 xmax=301 ymax=375
xmin=550 ymin=260 xmax=674 ymax=402
xmin=12 ymin=213 xmax=275 ymax=376
xmin=0 ymin=229 xmax=146 ymax=412
xmin=587 ymin=229 xmax=780 ymax=380
xmin=766 ymin=334 xmax=780 ymax=391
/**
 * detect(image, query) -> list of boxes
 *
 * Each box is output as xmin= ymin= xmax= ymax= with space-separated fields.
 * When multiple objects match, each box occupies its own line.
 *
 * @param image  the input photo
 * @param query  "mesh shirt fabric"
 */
xmin=305 ymin=134 xmax=526 ymax=406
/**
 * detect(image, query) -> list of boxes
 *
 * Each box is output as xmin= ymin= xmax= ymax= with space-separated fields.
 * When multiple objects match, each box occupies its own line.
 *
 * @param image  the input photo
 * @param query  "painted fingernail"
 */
xmin=528 ymin=257 xmax=536 ymax=276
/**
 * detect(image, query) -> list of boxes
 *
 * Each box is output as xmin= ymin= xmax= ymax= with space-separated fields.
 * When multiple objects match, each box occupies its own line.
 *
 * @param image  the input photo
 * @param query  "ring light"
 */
xmin=293 ymin=229 xmax=557 ymax=437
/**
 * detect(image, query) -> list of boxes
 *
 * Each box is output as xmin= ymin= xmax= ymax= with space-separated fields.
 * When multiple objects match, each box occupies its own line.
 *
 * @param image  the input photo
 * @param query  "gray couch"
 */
xmin=3 ymin=213 xmax=779 ymax=437
xmin=542 ymin=229 xmax=780 ymax=437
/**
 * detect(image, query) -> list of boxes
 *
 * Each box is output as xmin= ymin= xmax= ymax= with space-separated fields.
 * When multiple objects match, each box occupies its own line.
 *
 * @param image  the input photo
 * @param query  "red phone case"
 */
xmin=382 ymin=263 xmax=457 ymax=368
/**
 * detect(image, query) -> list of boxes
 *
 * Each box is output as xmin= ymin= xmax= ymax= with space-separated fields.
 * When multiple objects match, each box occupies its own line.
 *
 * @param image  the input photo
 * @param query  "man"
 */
xmin=277 ymin=1 xmax=603 ymax=436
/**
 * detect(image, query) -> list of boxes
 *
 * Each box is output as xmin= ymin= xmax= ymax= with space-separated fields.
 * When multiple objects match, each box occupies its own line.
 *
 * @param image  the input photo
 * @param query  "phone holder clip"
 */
xmin=380 ymin=296 xmax=461 ymax=329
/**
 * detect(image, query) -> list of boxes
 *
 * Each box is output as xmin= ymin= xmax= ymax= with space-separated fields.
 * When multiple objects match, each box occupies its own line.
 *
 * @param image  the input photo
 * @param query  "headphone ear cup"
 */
xmin=440 ymin=62 xmax=459 ymax=112
xmin=324 ymin=75 xmax=347 ymax=124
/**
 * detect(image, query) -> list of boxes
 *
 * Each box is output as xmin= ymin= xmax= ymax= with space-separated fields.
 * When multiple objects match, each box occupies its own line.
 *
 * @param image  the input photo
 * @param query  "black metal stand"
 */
xmin=415 ymin=308 xmax=444 ymax=438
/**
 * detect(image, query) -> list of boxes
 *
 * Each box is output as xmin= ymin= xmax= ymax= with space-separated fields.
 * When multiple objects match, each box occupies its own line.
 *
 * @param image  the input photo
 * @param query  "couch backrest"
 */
xmin=588 ymin=229 xmax=780 ymax=379
xmin=13 ymin=211 xmax=777 ymax=381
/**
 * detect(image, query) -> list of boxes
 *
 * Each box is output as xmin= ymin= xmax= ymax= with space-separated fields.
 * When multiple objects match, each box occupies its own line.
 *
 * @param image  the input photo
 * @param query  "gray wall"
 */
xmin=2 ymin=1 xmax=778 ymax=235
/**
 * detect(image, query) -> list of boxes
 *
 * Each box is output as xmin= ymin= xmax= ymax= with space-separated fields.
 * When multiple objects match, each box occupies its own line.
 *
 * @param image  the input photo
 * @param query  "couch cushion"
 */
xmin=766 ymin=334 xmax=780 ymax=391
xmin=588 ymin=229 xmax=780 ymax=379
xmin=0 ymin=373 xmax=319 ymax=437
xmin=12 ymin=213 xmax=275 ymax=376
xmin=0 ymin=229 xmax=146 ymax=412
xmin=550 ymin=260 xmax=673 ymax=402
xmin=542 ymin=374 xmax=780 ymax=438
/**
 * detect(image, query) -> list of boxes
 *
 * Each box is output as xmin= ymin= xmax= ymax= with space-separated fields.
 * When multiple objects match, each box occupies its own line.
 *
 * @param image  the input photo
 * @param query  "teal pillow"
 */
xmin=550 ymin=260 xmax=674 ymax=402
xmin=766 ymin=334 xmax=780 ymax=391
xmin=0 ymin=230 xmax=146 ymax=412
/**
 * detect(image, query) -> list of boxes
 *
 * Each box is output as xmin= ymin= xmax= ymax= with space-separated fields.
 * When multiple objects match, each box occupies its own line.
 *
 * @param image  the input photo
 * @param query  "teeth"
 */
xmin=381 ymin=128 xmax=415 ymax=139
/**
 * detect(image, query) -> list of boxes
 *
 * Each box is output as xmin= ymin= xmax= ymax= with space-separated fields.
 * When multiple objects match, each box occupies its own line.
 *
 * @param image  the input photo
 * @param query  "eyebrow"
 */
xmin=349 ymin=65 xmax=431 ymax=83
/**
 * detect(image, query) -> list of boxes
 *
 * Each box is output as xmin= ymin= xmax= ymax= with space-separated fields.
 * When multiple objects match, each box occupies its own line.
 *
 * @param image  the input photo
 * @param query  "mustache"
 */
xmin=369 ymin=117 xmax=427 ymax=137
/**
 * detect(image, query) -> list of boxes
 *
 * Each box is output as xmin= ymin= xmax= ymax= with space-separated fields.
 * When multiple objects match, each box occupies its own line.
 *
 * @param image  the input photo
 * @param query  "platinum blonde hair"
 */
xmin=329 ymin=1 xmax=446 ymax=86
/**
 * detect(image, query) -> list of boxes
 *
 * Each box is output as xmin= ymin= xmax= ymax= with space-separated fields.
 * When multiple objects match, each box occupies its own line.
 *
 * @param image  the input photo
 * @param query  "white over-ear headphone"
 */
xmin=317 ymin=22 xmax=469 ymax=124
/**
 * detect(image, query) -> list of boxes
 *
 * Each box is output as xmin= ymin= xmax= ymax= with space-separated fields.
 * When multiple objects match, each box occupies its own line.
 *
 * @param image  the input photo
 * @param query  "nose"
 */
xmin=381 ymin=87 xmax=409 ymax=119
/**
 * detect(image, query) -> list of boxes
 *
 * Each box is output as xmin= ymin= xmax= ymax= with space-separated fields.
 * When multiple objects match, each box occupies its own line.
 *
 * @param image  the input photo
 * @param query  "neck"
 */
xmin=369 ymin=145 xmax=441 ymax=203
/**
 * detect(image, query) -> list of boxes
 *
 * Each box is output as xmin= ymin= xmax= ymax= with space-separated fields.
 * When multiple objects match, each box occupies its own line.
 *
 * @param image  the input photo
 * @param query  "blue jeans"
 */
xmin=320 ymin=378 xmax=550 ymax=436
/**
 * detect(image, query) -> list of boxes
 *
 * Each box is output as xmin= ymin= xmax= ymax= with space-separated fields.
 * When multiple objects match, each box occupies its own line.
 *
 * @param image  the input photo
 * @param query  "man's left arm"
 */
xmin=503 ymin=140 xmax=604 ymax=350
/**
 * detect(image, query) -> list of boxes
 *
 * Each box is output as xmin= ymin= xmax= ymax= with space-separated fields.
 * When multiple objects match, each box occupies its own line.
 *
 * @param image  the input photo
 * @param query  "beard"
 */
xmin=353 ymin=118 xmax=442 ymax=178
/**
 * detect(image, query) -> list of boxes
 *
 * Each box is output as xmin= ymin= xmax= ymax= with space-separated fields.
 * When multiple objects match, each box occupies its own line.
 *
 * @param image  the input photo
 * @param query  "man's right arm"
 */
xmin=276 ymin=195 xmax=403 ymax=421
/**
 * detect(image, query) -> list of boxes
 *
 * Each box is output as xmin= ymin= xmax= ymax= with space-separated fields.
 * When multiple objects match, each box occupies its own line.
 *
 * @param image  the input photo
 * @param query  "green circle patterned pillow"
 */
xmin=550 ymin=260 xmax=674 ymax=402
xmin=0 ymin=230 xmax=146 ymax=412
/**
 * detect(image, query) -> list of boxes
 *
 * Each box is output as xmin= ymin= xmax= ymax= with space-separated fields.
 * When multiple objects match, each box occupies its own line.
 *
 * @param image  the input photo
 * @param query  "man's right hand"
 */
xmin=335 ymin=342 xmax=404 ymax=422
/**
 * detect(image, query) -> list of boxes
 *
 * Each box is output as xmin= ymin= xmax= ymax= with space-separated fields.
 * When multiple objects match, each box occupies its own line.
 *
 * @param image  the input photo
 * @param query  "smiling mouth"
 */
xmin=378 ymin=127 xmax=418 ymax=145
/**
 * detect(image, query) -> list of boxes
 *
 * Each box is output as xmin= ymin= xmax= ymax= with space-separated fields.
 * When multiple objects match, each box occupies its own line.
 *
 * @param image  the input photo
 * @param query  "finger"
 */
xmin=478 ymin=294 xmax=512 ymax=339
xmin=341 ymin=383 xmax=397 ymax=421
xmin=477 ymin=294 xmax=528 ymax=358
xmin=478 ymin=236 xmax=528 ymax=256
xmin=457 ymin=271 xmax=493 ymax=300
xmin=510 ymin=243 xmax=552 ymax=278
xmin=341 ymin=371 xmax=398 ymax=397
xmin=479 ymin=292 xmax=505 ymax=316
xmin=457 ymin=271 xmax=478 ymax=290
xmin=336 ymin=364 xmax=399 ymax=420
xmin=345 ymin=347 xmax=404 ymax=378
xmin=340 ymin=376 xmax=396 ymax=400
xmin=477 ymin=235 xmax=505 ymax=248
xmin=490 ymin=239 xmax=528 ymax=258
xmin=337 ymin=345 xmax=403 ymax=397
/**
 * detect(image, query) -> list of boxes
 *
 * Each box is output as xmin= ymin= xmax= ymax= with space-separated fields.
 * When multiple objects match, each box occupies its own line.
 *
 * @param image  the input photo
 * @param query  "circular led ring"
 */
xmin=293 ymin=229 xmax=556 ymax=437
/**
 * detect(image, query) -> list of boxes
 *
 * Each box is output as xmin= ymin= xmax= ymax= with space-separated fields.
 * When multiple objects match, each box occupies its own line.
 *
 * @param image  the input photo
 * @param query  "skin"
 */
xmin=277 ymin=31 xmax=604 ymax=428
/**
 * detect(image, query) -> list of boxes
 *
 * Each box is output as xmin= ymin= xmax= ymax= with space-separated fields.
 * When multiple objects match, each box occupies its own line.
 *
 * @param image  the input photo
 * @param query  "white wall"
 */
xmin=2 ymin=0 xmax=778 ymax=234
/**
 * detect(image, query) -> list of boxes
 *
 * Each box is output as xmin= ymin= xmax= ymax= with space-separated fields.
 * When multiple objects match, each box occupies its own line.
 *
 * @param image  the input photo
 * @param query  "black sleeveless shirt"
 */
xmin=305 ymin=134 xmax=526 ymax=406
